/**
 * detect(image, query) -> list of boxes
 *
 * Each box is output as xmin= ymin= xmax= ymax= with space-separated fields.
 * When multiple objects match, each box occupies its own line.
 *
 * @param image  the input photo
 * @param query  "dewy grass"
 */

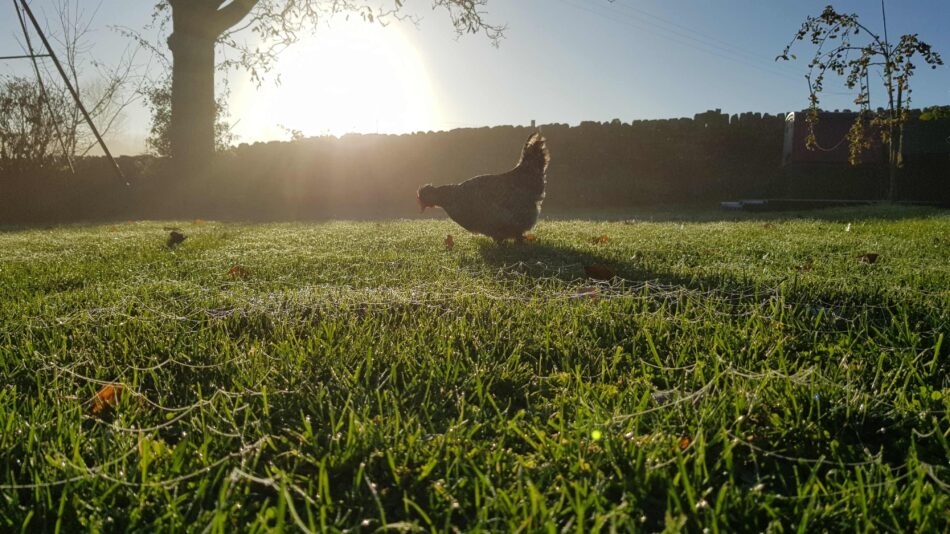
xmin=0 ymin=206 xmax=948 ymax=532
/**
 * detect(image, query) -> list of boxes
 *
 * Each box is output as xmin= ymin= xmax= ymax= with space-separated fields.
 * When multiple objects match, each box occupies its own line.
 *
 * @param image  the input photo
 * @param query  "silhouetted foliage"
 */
xmin=0 ymin=77 xmax=69 ymax=173
xmin=920 ymin=106 xmax=950 ymax=122
xmin=778 ymin=5 xmax=944 ymax=201
xmin=1 ymin=111 xmax=947 ymax=224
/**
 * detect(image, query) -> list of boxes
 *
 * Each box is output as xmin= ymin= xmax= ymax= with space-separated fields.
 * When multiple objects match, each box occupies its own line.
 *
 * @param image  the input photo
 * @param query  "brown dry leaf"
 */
xmin=678 ymin=436 xmax=691 ymax=451
xmin=194 ymin=219 xmax=206 ymax=226
xmin=591 ymin=235 xmax=610 ymax=244
xmin=444 ymin=234 xmax=455 ymax=250
xmin=523 ymin=233 xmax=537 ymax=242
xmin=228 ymin=265 xmax=251 ymax=280
xmin=584 ymin=264 xmax=616 ymax=281
xmin=857 ymin=253 xmax=879 ymax=264
xmin=166 ymin=231 xmax=187 ymax=248
xmin=90 ymin=384 xmax=124 ymax=415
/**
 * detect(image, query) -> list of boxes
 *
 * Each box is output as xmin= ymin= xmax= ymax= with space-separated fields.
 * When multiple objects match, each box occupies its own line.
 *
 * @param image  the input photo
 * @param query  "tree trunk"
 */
xmin=168 ymin=28 xmax=216 ymax=181
xmin=886 ymin=118 xmax=905 ymax=203
xmin=887 ymin=124 xmax=897 ymax=202
xmin=166 ymin=1 xmax=257 ymax=189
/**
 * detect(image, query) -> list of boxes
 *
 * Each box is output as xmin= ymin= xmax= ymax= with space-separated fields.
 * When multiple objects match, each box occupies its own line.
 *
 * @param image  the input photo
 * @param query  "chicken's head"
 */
xmin=417 ymin=184 xmax=437 ymax=213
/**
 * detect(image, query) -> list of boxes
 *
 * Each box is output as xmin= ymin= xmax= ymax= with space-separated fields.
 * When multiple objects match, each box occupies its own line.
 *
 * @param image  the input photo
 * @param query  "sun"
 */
xmin=234 ymin=20 xmax=441 ymax=140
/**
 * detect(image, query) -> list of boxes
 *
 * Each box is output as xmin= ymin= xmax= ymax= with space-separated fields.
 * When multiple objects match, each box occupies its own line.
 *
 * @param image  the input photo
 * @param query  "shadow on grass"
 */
xmin=472 ymin=237 xmax=947 ymax=355
xmin=472 ymin=237 xmax=737 ymax=291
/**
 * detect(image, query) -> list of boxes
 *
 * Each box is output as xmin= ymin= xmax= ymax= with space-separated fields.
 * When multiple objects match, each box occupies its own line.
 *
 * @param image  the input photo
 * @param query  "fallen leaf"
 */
xmin=90 ymin=384 xmax=124 ymax=415
xmin=444 ymin=234 xmax=455 ymax=250
xmin=591 ymin=235 xmax=610 ymax=244
xmin=166 ymin=231 xmax=186 ymax=248
xmin=194 ymin=219 xmax=206 ymax=226
xmin=678 ymin=436 xmax=691 ymax=450
xmin=857 ymin=253 xmax=879 ymax=264
xmin=584 ymin=264 xmax=616 ymax=281
xmin=523 ymin=234 xmax=537 ymax=242
xmin=228 ymin=265 xmax=251 ymax=280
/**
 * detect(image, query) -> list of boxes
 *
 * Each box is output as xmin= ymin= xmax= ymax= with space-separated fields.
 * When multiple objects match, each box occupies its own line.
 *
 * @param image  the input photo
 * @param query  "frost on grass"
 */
xmin=0 ymin=211 xmax=948 ymax=531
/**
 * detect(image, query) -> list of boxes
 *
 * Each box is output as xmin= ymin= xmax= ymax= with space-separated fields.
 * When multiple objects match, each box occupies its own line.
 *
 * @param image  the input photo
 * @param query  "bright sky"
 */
xmin=1 ymin=0 xmax=948 ymax=155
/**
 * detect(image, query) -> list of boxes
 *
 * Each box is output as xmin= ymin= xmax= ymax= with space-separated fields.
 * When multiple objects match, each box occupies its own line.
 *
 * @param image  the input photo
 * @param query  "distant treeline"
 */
xmin=2 ymin=111 xmax=947 ymax=223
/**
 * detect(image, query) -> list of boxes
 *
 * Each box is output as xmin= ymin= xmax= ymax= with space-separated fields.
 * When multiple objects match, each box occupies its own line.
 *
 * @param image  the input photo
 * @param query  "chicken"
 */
xmin=417 ymin=132 xmax=549 ymax=243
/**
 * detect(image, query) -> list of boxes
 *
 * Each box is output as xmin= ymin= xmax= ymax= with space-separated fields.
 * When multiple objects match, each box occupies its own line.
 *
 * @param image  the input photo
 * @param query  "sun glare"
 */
xmin=235 ymin=21 xmax=441 ymax=140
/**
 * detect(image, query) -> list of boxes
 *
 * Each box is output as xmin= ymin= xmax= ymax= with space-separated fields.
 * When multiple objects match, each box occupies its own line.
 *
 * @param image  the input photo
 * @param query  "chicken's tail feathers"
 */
xmin=517 ymin=132 xmax=550 ymax=176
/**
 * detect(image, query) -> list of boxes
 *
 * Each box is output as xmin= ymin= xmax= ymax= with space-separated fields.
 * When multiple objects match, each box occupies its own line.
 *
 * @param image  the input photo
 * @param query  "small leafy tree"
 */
xmin=0 ymin=77 xmax=70 ymax=172
xmin=0 ymin=0 xmax=145 ymax=171
xmin=778 ymin=4 xmax=943 ymax=201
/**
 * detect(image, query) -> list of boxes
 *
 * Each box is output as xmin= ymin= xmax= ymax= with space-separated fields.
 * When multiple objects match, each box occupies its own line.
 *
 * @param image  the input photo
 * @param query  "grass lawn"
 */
xmin=1 ymin=206 xmax=948 ymax=532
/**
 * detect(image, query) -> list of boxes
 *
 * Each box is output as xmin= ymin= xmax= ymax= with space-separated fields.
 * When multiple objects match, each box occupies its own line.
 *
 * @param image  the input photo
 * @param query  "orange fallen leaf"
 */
xmin=228 ymin=265 xmax=251 ymax=280
xmin=444 ymin=234 xmax=455 ymax=250
xmin=591 ymin=235 xmax=610 ymax=244
xmin=678 ymin=436 xmax=691 ymax=450
xmin=857 ymin=253 xmax=879 ymax=264
xmin=91 ymin=384 xmax=124 ymax=415
xmin=584 ymin=264 xmax=616 ymax=281
xmin=523 ymin=234 xmax=537 ymax=242
xmin=194 ymin=219 xmax=206 ymax=226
